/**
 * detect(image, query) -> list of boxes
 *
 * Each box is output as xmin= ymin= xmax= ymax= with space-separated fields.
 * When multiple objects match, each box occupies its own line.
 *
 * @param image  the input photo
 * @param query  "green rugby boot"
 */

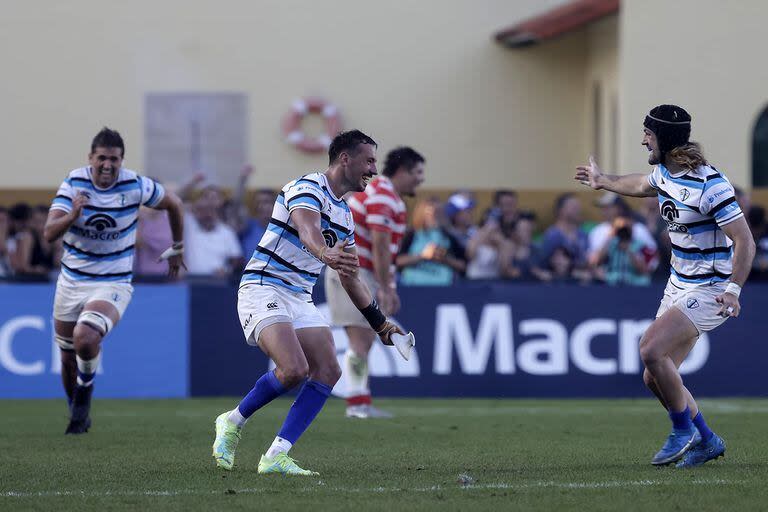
xmin=258 ymin=452 xmax=319 ymax=476
xmin=212 ymin=411 xmax=241 ymax=470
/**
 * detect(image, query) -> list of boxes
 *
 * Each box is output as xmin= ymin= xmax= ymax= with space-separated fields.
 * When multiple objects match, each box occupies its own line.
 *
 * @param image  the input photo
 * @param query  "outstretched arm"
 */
xmin=575 ymin=156 xmax=656 ymax=197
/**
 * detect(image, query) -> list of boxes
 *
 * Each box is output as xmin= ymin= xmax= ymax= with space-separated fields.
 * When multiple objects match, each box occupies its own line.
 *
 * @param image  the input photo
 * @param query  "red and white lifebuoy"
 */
xmin=282 ymin=97 xmax=342 ymax=154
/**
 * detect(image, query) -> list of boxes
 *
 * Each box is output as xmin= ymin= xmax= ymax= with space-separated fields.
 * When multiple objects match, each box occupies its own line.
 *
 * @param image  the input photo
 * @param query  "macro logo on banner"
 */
xmin=0 ymin=284 xmax=189 ymax=398
xmin=188 ymin=281 xmax=768 ymax=398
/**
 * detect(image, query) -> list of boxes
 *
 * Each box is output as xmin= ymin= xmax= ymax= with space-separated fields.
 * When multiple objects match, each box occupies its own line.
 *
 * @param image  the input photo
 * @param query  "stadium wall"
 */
xmin=618 ymin=0 xmax=767 ymax=189
xmin=2 ymin=281 xmax=766 ymax=399
xmin=0 ymin=0 xmax=587 ymax=192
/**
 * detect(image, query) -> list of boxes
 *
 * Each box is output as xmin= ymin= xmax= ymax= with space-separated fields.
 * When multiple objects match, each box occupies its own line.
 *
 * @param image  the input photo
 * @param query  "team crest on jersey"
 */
xmin=322 ymin=228 xmax=338 ymax=247
xmin=686 ymin=298 xmax=699 ymax=309
xmin=680 ymin=189 xmax=690 ymax=201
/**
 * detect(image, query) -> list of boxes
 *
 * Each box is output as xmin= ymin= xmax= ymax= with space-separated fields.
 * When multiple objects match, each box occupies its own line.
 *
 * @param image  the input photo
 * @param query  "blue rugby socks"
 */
xmin=266 ymin=380 xmax=333 ymax=457
xmin=669 ymin=406 xmax=693 ymax=430
xmin=692 ymin=411 xmax=714 ymax=442
xmin=229 ymin=370 xmax=288 ymax=427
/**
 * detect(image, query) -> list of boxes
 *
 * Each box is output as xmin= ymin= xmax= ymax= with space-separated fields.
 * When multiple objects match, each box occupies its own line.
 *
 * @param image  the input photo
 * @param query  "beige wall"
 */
xmin=619 ymin=0 xmax=767 ymax=188
xmin=1 ymin=0 xmax=591 ymax=192
xmin=584 ymin=16 xmax=620 ymax=171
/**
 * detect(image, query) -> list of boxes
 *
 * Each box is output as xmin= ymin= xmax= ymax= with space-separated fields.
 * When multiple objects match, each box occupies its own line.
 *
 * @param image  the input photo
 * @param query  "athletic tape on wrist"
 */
xmin=359 ymin=299 xmax=386 ymax=331
xmin=159 ymin=244 xmax=184 ymax=260
xmin=725 ymin=282 xmax=742 ymax=298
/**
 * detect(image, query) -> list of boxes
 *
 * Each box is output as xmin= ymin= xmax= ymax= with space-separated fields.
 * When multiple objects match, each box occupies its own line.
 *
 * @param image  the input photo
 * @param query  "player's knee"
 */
xmin=642 ymin=368 xmax=656 ymax=388
xmin=313 ymin=361 xmax=342 ymax=386
xmin=73 ymin=316 xmax=107 ymax=351
xmin=639 ymin=338 xmax=663 ymax=365
xmin=76 ymin=310 xmax=113 ymax=338
xmin=280 ymin=361 xmax=310 ymax=388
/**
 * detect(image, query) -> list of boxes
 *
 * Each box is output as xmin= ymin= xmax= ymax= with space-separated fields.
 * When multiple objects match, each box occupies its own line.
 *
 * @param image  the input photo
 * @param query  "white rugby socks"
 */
xmin=266 ymin=436 xmax=293 ymax=459
xmin=76 ymin=353 xmax=100 ymax=387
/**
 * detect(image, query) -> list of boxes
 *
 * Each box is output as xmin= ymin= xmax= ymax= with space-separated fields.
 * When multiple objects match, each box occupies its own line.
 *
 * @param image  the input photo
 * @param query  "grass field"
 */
xmin=2 ymin=398 xmax=767 ymax=511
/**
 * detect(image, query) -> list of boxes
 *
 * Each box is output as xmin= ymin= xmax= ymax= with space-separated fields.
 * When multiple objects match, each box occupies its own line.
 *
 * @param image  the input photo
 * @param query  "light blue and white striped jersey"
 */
xmin=240 ymin=172 xmax=355 ymax=295
xmin=50 ymin=167 xmax=165 ymax=283
xmin=647 ymin=163 xmax=743 ymax=287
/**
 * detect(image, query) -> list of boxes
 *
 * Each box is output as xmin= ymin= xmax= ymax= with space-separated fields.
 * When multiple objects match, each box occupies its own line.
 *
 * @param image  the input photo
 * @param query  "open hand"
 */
xmin=322 ymin=240 xmax=358 ymax=278
xmin=575 ymin=155 xmax=604 ymax=190
xmin=167 ymin=253 xmax=186 ymax=279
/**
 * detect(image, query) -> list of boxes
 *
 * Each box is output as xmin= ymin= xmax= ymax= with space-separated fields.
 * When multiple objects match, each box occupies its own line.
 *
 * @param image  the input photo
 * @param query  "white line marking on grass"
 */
xmin=0 ymin=478 xmax=736 ymax=499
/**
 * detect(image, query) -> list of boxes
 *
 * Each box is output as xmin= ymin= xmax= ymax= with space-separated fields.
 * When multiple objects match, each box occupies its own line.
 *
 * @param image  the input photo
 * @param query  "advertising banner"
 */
xmin=0 ymin=284 xmax=189 ymax=398
xmin=189 ymin=280 xmax=768 ymax=398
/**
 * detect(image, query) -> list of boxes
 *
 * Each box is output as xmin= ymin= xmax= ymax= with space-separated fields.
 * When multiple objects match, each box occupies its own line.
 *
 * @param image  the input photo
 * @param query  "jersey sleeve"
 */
xmin=364 ymin=192 xmax=398 ymax=233
xmin=284 ymin=181 xmax=324 ymax=213
xmin=50 ymin=179 xmax=74 ymax=213
xmin=345 ymin=230 xmax=356 ymax=249
xmin=647 ymin=167 xmax=661 ymax=190
xmin=699 ymin=176 xmax=743 ymax=227
xmin=139 ymin=176 xmax=166 ymax=208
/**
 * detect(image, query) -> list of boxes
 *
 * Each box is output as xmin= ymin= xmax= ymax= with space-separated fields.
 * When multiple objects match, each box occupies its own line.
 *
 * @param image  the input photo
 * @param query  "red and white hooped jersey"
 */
xmin=347 ymin=176 xmax=406 ymax=272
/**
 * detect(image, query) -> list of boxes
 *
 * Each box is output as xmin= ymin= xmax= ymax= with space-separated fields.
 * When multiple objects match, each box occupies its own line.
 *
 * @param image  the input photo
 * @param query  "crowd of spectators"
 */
xmin=2 ymin=175 xmax=768 ymax=286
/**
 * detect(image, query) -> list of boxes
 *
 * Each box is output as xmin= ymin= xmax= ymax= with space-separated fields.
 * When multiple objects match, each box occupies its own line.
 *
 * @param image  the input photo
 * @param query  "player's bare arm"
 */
xmin=715 ymin=217 xmax=756 ymax=318
xmin=291 ymin=207 xmax=358 ymax=277
xmin=575 ymin=155 xmax=656 ymax=197
xmin=370 ymin=229 xmax=399 ymax=315
xmin=43 ymin=193 xmax=88 ymax=242
xmin=154 ymin=191 xmax=186 ymax=278
xmin=336 ymin=251 xmax=405 ymax=346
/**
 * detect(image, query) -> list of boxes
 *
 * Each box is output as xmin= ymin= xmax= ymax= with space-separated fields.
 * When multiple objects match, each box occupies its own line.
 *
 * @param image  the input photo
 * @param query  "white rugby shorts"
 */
xmin=656 ymin=279 xmax=729 ymax=334
xmin=237 ymin=283 xmax=327 ymax=346
xmin=53 ymin=273 xmax=133 ymax=322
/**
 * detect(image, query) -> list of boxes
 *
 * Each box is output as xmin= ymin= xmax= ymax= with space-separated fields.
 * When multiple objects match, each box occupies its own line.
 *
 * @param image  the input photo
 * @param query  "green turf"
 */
xmin=2 ymin=398 xmax=767 ymax=511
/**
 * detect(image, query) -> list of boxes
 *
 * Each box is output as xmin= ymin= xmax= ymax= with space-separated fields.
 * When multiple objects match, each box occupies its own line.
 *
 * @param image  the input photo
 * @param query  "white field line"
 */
xmin=1 ymin=478 xmax=736 ymax=498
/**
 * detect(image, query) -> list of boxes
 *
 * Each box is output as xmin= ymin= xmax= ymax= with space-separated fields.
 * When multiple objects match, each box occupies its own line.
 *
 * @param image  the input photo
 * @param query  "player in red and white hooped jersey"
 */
xmin=325 ymin=147 xmax=425 ymax=418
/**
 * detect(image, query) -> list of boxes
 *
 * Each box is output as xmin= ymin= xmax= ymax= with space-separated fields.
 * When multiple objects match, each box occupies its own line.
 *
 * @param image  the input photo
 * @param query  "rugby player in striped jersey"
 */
xmin=212 ymin=130 xmax=408 ymax=475
xmin=576 ymin=105 xmax=755 ymax=467
xmin=45 ymin=127 xmax=185 ymax=434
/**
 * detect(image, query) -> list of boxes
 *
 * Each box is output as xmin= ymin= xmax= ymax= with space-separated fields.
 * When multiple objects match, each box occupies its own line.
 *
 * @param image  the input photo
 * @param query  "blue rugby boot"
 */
xmin=676 ymin=433 xmax=726 ymax=468
xmin=65 ymin=384 xmax=93 ymax=435
xmin=651 ymin=426 xmax=700 ymax=466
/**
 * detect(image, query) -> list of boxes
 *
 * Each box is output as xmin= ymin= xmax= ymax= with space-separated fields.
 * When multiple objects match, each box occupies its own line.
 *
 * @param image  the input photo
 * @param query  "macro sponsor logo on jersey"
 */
xmin=71 ymin=213 xmax=121 ymax=240
xmin=431 ymin=304 xmax=709 ymax=377
xmin=660 ymin=200 xmax=687 ymax=232
xmin=322 ymin=228 xmax=338 ymax=247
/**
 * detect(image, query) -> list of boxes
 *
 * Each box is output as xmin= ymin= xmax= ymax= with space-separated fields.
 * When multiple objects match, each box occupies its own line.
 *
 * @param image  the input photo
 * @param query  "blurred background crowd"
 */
xmin=3 ymin=167 xmax=766 ymax=286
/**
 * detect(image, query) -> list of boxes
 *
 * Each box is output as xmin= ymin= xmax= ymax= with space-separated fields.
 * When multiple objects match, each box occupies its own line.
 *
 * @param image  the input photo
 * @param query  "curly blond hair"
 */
xmin=667 ymin=142 xmax=707 ymax=170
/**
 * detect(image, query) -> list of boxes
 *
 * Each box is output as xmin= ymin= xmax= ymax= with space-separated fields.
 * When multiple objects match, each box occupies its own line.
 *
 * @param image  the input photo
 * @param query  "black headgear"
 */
xmin=643 ymin=105 xmax=691 ymax=157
